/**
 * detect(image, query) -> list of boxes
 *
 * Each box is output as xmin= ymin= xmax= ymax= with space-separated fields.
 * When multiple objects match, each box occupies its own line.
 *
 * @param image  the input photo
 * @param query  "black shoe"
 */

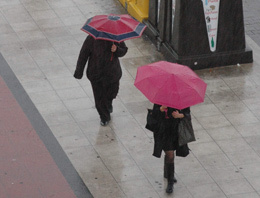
xmin=166 ymin=181 xmax=174 ymax=194
xmin=100 ymin=120 xmax=109 ymax=126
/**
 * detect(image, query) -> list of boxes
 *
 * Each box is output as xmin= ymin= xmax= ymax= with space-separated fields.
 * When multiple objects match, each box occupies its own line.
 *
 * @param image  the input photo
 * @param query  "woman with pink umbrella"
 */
xmin=151 ymin=104 xmax=191 ymax=193
xmin=134 ymin=61 xmax=207 ymax=193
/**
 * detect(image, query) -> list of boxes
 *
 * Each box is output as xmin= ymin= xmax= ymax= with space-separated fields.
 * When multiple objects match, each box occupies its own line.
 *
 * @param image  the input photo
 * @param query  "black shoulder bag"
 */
xmin=145 ymin=109 xmax=159 ymax=133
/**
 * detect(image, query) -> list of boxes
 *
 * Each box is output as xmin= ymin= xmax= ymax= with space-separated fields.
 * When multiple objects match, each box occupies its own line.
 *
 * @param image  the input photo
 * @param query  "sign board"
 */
xmin=201 ymin=0 xmax=220 ymax=52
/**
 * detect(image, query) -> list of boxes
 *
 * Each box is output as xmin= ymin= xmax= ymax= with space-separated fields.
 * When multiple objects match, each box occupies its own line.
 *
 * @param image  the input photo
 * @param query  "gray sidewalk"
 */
xmin=1 ymin=0 xmax=260 ymax=198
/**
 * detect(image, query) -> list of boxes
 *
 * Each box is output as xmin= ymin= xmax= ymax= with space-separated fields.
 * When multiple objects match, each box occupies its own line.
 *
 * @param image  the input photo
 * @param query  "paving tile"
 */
xmin=55 ymin=87 xmax=87 ymax=101
xmin=233 ymin=85 xmax=260 ymax=100
xmin=82 ymin=127 xmax=119 ymax=146
xmin=179 ymin=170 xmax=215 ymax=187
xmin=225 ymin=111 xmax=259 ymax=126
xmin=247 ymin=177 xmax=260 ymax=192
xmin=225 ymin=149 xmax=260 ymax=166
xmin=190 ymin=141 xmax=223 ymax=157
xmin=0 ymin=33 xmax=20 ymax=45
xmin=29 ymin=9 xmax=57 ymax=21
xmin=118 ymin=178 xmax=158 ymax=198
xmin=216 ymin=138 xmax=253 ymax=153
xmin=244 ymin=136 xmax=260 ymax=150
xmin=36 ymin=17 xmax=65 ymax=29
xmin=192 ymin=129 xmax=213 ymax=143
xmin=215 ymin=100 xmax=250 ymax=114
xmin=102 ymin=153 xmax=136 ymax=172
xmin=222 ymin=76 xmax=256 ymax=89
xmin=41 ymin=110 xmax=75 ymax=126
xmin=10 ymin=21 xmax=39 ymax=32
xmin=1 ymin=5 xmax=33 ymax=23
xmin=47 ymin=0 xmax=75 ymax=9
xmin=43 ymin=26 xmax=72 ymax=39
xmin=228 ymin=192 xmax=260 ymax=198
xmin=0 ymin=24 xmax=14 ymax=34
xmin=196 ymin=115 xmax=231 ymax=130
xmin=207 ymin=125 xmax=241 ymax=141
xmin=188 ymin=183 xmax=226 ymax=198
xmin=110 ymin=165 xmax=145 ymax=183
xmin=197 ymin=153 xmax=233 ymax=169
xmin=56 ymin=134 xmax=91 ymax=150
xmin=86 ymin=182 xmax=126 ymax=198
xmin=217 ymin=179 xmax=255 ymax=196
xmin=71 ymin=108 xmax=99 ymax=122
xmin=235 ymin=122 xmax=260 ymax=137
xmin=175 ymin=155 xmax=205 ymax=174
xmin=207 ymin=88 xmax=241 ymax=103
xmin=191 ymin=103 xmax=222 ymax=118
xmin=237 ymin=163 xmax=260 ymax=178
xmin=207 ymin=166 xmax=245 ymax=182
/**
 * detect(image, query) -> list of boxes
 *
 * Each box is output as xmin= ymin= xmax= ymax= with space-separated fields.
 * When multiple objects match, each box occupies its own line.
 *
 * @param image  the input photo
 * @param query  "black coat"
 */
xmin=74 ymin=35 xmax=128 ymax=83
xmin=152 ymin=104 xmax=191 ymax=158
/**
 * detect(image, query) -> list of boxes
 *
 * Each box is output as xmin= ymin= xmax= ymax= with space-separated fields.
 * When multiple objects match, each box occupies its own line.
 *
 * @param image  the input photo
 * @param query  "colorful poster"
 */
xmin=201 ymin=0 xmax=220 ymax=52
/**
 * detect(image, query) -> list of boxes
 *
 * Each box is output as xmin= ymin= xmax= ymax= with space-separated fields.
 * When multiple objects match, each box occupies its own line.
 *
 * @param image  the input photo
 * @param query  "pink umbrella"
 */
xmin=81 ymin=14 xmax=146 ymax=43
xmin=134 ymin=61 xmax=207 ymax=110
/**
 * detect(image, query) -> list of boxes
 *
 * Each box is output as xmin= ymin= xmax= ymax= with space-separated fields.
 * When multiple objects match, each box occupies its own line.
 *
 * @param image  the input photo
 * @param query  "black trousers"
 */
xmin=91 ymin=80 xmax=119 ymax=121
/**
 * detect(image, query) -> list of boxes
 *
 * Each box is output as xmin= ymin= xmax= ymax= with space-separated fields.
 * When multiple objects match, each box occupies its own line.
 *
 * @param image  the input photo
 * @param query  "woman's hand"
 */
xmin=172 ymin=110 xmax=184 ymax=119
xmin=111 ymin=44 xmax=117 ymax=52
xmin=160 ymin=105 xmax=167 ymax=112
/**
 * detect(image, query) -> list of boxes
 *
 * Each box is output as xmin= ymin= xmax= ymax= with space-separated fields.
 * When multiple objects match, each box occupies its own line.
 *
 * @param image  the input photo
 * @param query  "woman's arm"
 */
xmin=113 ymin=41 xmax=128 ymax=57
xmin=74 ymin=36 xmax=93 ymax=79
xmin=152 ymin=104 xmax=165 ymax=120
xmin=171 ymin=107 xmax=190 ymax=119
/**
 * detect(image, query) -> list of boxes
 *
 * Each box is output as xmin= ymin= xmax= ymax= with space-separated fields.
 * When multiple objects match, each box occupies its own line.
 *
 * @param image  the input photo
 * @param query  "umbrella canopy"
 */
xmin=81 ymin=14 xmax=146 ymax=42
xmin=134 ymin=61 xmax=207 ymax=110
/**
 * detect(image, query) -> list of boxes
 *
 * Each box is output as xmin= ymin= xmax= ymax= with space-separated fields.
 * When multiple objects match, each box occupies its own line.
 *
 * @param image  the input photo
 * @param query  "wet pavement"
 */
xmin=1 ymin=0 xmax=260 ymax=198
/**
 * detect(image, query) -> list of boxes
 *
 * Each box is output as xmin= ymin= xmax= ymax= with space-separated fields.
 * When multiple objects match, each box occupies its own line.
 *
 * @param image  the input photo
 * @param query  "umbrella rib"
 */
xmin=179 ymin=75 xmax=205 ymax=98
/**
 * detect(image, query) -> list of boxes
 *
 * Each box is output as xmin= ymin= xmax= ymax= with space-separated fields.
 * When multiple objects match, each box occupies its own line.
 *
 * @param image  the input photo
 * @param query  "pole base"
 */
xmin=160 ymin=42 xmax=253 ymax=70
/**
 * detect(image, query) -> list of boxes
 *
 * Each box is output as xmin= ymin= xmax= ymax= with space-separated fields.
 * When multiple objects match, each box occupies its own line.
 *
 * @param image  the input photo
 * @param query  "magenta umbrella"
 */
xmin=134 ymin=61 xmax=207 ymax=110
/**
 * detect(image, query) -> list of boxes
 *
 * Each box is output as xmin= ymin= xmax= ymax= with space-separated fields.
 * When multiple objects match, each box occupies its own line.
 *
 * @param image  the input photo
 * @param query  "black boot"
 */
xmin=166 ymin=163 xmax=174 ymax=194
xmin=164 ymin=156 xmax=177 ymax=183
xmin=164 ymin=155 xmax=167 ymax=179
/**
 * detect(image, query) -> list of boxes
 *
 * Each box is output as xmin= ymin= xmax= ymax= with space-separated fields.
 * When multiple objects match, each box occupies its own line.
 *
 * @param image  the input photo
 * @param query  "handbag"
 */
xmin=178 ymin=117 xmax=196 ymax=146
xmin=176 ymin=144 xmax=190 ymax=157
xmin=145 ymin=109 xmax=159 ymax=133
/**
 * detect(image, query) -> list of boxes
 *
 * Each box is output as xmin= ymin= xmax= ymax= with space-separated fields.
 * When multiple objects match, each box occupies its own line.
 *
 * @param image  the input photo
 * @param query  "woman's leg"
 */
xmin=165 ymin=150 xmax=174 ymax=163
xmin=106 ymin=81 xmax=120 ymax=113
xmin=91 ymin=81 xmax=110 ymax=124
xmin=164 ymin=150 xmax=175 ymax=193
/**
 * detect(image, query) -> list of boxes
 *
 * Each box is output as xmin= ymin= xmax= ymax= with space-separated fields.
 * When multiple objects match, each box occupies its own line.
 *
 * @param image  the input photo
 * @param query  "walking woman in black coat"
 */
xmin=152 ymin=104 xmax=191 ymax=193
xmin=74 ymin=35 xmax=128 ymax=126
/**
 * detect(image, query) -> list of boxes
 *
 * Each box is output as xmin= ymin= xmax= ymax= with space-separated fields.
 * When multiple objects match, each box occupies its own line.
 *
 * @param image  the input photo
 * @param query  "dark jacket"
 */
xmin=152 ymin=104 xmax=191 ymax=158
xmin=74 ymin=35 xmax=128 ymax=83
